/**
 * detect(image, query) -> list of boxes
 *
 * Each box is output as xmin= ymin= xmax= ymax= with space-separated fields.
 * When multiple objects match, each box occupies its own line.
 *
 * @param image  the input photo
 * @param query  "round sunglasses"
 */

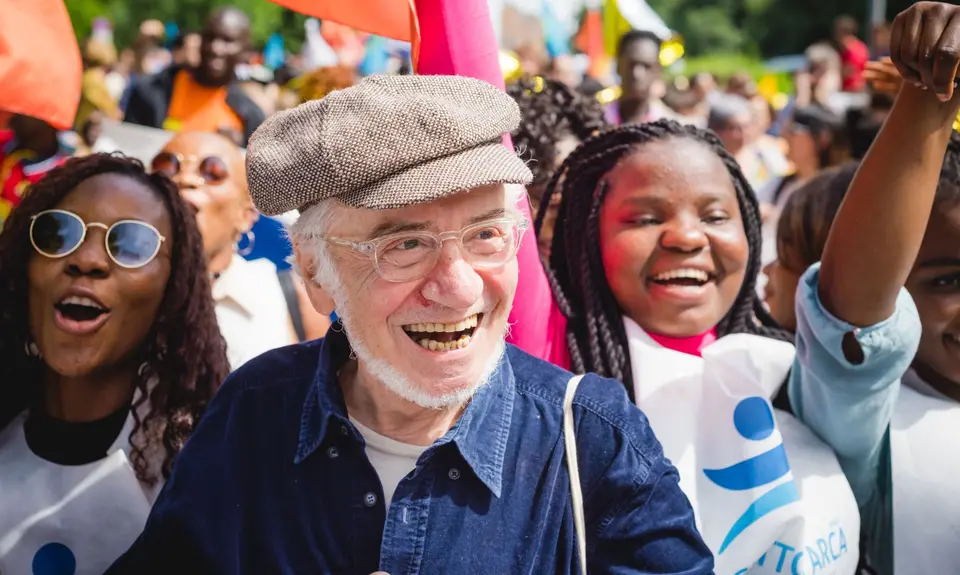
xmin=151 ymin=152 xmax=230 ymax=185
xmin=30 ymin=209 xmax=166 ymax=269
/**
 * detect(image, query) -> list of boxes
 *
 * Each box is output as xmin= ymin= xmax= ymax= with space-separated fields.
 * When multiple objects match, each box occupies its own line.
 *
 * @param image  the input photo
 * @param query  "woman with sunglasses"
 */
xmin=0 ymin=153 xmax=229 ymax=574
xmin=152 ymin=132 xmax=331 ymax=370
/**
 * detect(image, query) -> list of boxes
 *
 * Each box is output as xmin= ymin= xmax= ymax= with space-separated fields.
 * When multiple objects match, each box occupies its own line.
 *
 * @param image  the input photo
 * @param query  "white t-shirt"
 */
xmin=350 ymin=418 xmax=427 ymax=507
xmin=891 ymin=369 xmax=960 ymax=574
xmin=0 ymin=407 xmax=162 ymax=575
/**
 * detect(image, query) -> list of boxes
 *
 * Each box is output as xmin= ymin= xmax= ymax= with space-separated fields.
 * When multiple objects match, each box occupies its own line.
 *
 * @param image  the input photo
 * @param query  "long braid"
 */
xmin=537 ymin=119 xmax=791 ymax=396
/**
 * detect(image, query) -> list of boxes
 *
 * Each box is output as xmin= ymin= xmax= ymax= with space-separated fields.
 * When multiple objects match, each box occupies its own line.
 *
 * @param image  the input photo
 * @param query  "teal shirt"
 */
xmin=788 ymin=263 xmax=921 ymax=575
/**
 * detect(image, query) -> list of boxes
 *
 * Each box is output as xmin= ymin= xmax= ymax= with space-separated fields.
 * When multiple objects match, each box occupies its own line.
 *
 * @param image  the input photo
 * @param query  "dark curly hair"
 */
xmin=0 ymin=153 xmax=229 ymax=483
xmin=537 ymin=119 xmax=791 ymax=398
xmin=507 ymin=77 xmax=609 ymax=204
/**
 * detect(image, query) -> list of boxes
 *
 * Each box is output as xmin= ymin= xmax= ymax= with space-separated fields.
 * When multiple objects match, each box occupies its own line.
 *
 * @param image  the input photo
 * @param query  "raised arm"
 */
xmin=818 ymin=2 xmax=960 ymax=328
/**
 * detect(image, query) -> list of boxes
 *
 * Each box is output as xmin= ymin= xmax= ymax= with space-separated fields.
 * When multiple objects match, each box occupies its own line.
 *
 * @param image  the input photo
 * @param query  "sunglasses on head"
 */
xmin=30 ymin=209 xmax=166 ymax=269
xmin=151 ymin=151 xmax=230 ymax=185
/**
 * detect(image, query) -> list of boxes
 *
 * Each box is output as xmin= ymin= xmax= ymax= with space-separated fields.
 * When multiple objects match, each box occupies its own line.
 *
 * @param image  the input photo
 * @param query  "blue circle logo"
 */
xmin=32 ymin=542 xmax=76 ymax=575
xmin=733 ymin=396 xmax=775 ymax=441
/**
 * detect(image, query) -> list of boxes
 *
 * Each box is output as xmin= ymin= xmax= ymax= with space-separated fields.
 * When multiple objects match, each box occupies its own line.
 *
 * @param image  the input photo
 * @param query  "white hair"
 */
xmin=286 ymin=183 xmax=525 ymax=408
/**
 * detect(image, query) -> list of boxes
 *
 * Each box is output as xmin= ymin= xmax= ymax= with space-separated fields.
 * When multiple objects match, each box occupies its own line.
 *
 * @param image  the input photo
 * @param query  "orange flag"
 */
xmin=270 ymin=0 xmax=421 ymax=68
xmin=0 ymin=0 xmax=82 ymax=130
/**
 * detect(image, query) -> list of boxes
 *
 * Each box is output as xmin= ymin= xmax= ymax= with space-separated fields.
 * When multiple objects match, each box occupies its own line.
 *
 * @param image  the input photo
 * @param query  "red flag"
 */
xmin=0 ymin=0 xmax=82 ymax=129
xmin=268 ymin=0 xmax=421 ymax=68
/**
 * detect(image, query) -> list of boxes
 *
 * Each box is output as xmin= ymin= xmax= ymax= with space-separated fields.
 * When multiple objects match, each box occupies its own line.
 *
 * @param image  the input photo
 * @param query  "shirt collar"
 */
xmin=294 ymin=328 xmax=515 ymax=498
xmin=211 ymin=255 xmax=260 ymax=316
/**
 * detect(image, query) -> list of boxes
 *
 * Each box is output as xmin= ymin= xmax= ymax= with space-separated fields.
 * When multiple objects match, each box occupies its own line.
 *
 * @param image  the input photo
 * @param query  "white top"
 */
xmin=625 ymin=319 xmax=860 ymax=575
xmin=0 ymin=405 xmax=163 ymax=575
xmin=350 ymin=417 xmax=427 ymax=507
xmin=891 ymin=369 xmax=960 ymax=574
xmin=214 ymin=254 xmax=295 ymax=371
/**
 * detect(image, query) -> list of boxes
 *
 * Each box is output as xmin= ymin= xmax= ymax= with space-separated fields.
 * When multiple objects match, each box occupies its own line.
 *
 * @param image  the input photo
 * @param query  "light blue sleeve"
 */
xmin=787 ymin=262 xmax=920 ymax=509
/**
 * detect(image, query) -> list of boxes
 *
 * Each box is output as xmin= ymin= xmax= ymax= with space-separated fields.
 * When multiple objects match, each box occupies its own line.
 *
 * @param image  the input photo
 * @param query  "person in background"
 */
xmin=76 ymin=37 xmax=123 ymax=131
xmin=544 ymin=54 xmax=580 ymax=88
xmin=725 ymin=71 xmax=757 ymax=100
xmin=0 ymin=115 xmax=72 ymax=228
xmin=609 ymin=30 xmax=673 ymax=125
xmin=171 ymin=32 xmax=201 ymax=69
xmin=507 ymin=77 xmax=609 ymax=258
xmin=708 ymin=94 xmax=784 ymax=192
xmin=153 ymin=132 xmax=330 ymax=369
xmin=834 ymin=15 xmax=869 ymax=92
xmin=795 ymin=42 xmax=842 ymax=110
xmin=0 ymin=154 xmax=228 ymax=574
xmin=74 ymin=111 xmax=105 ymax=157
xmin=125 ymin=7 xmax=265 ymax=146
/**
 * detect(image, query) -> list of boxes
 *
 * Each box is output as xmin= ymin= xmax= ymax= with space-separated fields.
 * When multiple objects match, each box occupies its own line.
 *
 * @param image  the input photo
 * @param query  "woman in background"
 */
xmin=0 ymin=154 xmax=228 ymax=573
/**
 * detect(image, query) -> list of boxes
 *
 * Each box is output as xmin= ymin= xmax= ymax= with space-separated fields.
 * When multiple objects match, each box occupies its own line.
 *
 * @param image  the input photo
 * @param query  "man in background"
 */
xmin=609 ymin=30 xmax=673 ymax=125
xmin=834 ymin=15 xmax=869 ymax=92
xmin=124 ymin=7 xmax=264 ymax=145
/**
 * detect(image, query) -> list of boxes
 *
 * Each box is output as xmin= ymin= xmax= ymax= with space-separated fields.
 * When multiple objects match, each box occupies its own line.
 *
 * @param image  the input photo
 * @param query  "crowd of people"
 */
xmin=1 ymin=1 xmax=959 ymax=574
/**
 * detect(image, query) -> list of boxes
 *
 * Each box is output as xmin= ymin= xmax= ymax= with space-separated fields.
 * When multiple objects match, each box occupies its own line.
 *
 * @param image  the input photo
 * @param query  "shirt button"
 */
xmin=326 ymin=446 xmax=339 ymax=459
xmin=363 ymin=492 xmax=377 ymax=507
xmin=448 ymin=468 xmax=461 ymax=480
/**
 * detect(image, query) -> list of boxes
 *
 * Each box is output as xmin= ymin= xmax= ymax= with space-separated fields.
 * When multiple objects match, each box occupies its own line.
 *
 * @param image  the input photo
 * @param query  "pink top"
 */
xmin=647 ymin=329 xmax=717 ymax=357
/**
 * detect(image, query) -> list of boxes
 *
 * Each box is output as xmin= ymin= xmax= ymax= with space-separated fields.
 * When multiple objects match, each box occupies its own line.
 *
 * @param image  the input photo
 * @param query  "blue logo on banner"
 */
xmin=703 ymin=397 xmax=800 ymax=554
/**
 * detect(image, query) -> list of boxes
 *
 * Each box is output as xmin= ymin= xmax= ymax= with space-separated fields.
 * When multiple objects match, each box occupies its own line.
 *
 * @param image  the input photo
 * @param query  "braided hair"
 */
xmin=0 ymin=153 xmax=229 ymax=483
xmin=537 ymin=119 xmax=791 ymax=396
xmin=507 ymin=77 xmax=609 ymax=205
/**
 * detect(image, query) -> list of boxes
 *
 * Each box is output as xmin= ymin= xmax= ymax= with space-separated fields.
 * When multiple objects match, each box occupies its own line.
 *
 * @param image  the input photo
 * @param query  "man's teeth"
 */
xmin=417 ymin=335 xmax=473 ymax=352
xmin=403 ymin=314 xmax=478 ymax=334
xmin=59 ymin=295 xmax=105 ymax=310
xmin=651 ymin=269 xmax=710 ymax=282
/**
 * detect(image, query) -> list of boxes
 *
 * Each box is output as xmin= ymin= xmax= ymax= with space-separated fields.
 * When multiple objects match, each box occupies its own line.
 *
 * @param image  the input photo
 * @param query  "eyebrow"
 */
xmin=917 ymin=256 xmax=960 ymax=268
xmin=365 ymin=208 xmax=509 ymax=240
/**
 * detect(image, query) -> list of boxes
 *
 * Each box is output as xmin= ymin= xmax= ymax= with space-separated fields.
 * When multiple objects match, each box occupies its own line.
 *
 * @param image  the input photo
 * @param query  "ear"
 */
xmin=293 ymin=243 xmax=336 ymax=316
xmin=238 ymin=193 xmax=259 ymax=234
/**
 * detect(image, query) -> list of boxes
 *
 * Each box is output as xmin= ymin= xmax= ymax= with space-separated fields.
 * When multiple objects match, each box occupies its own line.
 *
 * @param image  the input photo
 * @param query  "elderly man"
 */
xmin=109 ymin=75 xmax=712 ymax=574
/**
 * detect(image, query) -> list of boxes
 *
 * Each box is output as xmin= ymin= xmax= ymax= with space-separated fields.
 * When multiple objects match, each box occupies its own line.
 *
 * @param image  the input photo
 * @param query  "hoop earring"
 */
xmin=137 ymin=362 xmax=150 ymax=378
xmin=24 ymin=340 xmax=41 ymax=359
xmin=236 ymin=230 xmax=255 ymax=257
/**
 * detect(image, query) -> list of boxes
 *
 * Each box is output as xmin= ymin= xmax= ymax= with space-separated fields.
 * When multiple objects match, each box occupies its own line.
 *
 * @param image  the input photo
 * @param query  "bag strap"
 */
xmin=276 ymin=269 xmax=307 ymax=342
xmin=563 ymin=374 xmax=587 ymax=575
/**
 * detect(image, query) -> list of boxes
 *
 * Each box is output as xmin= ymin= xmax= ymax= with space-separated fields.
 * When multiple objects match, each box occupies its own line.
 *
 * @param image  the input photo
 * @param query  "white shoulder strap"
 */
xmin=563 ymin=374 xmax=587 ymax=575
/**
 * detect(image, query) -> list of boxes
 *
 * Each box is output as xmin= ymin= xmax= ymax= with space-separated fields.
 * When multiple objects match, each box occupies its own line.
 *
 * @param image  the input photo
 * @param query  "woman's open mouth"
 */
xmin=53 ymin=295 xmax=111 ymax=336
xmin=646 ymin=269 xmax=717 ymax=301
xmin=402 ymin=313 xmax=482 ymax=352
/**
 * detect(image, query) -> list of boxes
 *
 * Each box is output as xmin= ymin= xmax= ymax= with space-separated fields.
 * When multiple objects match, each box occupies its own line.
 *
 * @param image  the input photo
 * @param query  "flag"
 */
xmin=0 ymin=0 xmax=82 ymax=129
xmin=267 ymin=0 xmax=421 ymax=68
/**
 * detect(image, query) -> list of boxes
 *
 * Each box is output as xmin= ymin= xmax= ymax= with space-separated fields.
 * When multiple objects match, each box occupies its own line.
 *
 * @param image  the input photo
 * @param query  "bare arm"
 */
xmin=818 ymin=2 xmax=960 ymax=328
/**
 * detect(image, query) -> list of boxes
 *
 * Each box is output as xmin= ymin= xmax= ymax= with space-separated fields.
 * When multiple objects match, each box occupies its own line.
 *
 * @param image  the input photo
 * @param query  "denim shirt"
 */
xmin=108 ymin=328 xmax=714 ymax=574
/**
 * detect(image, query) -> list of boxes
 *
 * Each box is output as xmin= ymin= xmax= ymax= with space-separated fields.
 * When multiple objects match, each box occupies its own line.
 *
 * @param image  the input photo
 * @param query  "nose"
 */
xmin=420 ymin=241 xmax=483 ymax=310
xmin=659 ymin=216 xmax=708 ymax=253
xmin=65 ymin=227 xmax=111 ymax=278
xmin=175 ymin=171 xmax=205 ymax=190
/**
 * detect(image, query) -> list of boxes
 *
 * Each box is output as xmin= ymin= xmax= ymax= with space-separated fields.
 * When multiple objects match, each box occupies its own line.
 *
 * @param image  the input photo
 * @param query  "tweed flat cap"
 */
xmin=246 ymin=74 xmax=533 ymax=215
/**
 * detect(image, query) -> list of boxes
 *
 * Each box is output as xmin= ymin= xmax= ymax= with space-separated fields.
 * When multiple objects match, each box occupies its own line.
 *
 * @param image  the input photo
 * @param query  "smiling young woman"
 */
xmin=0 ymin=153 xmax=229 ymax=574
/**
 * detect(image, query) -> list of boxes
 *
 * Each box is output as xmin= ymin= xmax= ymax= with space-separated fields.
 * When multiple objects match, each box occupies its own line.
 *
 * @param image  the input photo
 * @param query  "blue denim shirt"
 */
xmin=109 ymin=328 xmax=714 ymax=574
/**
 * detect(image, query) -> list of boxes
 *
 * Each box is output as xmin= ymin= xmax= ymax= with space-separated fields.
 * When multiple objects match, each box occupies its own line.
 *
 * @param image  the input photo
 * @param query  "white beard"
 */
xmin=336 ymin=296 xmax=507 ymax=410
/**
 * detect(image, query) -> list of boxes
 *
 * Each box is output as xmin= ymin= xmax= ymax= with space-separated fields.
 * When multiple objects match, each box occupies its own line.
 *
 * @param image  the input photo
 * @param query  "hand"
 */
xmin=890 ymin=2 xmax=960 ymax=101
xmin=864 ymin=58 xmax=903 ymax=96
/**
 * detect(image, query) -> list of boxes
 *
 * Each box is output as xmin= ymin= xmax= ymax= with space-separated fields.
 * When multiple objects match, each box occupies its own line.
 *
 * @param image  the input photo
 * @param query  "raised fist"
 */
xmin=891 ymin=2 xmax=960 ymax=101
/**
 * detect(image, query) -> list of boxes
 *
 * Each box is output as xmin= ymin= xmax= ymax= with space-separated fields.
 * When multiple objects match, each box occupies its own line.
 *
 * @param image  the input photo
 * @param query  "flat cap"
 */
xmin=246 ymin=74 xmax=533 ymax=215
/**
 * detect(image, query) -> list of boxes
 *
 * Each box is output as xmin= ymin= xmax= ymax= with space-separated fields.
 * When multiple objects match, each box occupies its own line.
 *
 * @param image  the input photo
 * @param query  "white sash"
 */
xmin=0 ymin=403 xmax=163 ymax=575
xmin=625 ymin=319 xmax=860 ymax=575
xmin=891 ymin=370 xmax=960 ymax=574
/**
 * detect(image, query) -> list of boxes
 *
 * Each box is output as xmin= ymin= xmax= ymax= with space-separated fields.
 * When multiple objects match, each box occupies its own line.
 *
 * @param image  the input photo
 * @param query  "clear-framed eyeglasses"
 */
xmin=323 ymin=216 xmax=530 ymax=283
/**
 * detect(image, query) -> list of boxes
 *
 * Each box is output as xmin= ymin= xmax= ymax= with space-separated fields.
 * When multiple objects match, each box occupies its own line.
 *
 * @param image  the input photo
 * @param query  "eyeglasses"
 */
xmin=151 ymin=152 xmax=230 ymax=185
xmin=324 ymin=217 xmax=529 ymax=283
xmin=30 ymin=209 xmax=166 ymax=269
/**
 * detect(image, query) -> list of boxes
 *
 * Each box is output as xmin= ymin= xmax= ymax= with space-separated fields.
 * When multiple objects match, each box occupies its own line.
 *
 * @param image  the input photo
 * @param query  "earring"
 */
xmin=137 ymin=362 xmax=149 ymax=378
xmin=24 ymin=340 xmax=40 ymax=359
xmin=236 ymin=230 xmax=255 ymax=257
